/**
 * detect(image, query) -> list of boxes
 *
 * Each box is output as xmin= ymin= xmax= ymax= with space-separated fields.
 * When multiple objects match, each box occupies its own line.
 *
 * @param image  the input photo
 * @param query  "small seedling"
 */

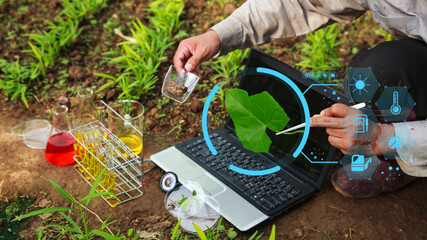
xmin=296 ymin=23 xmax=343 ymax=82
xmin=97 ymin=0 xmax=187 ymax=100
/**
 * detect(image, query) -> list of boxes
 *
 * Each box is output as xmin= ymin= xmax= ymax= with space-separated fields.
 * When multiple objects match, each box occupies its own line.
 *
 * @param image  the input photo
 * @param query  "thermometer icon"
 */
xmin=390 ymin=91 xmax=401 ymax=115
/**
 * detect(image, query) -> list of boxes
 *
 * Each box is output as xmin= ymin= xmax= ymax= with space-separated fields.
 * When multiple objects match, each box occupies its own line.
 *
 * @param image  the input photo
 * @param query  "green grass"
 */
xmin=0 ymin=59 xmax=38 ymax=108
xmin=170 ymin=217 xmax=275 ymax=240
xmin=295 ymin=23 xmax=343 ymax=83
xmin=97 ymin=0 xmax=187 ymax=100
xmin=24 ymin=0 xmax=107 ymax=78
xmin=200 ymin=48 xmax=250 ymax=110
xmin=0 ymin=0 xmax=107 ymax=108
xmin=0 ymin=196 xmax=35 ymax=240
xmin=13 ymin=168 xmax=141 ymax=240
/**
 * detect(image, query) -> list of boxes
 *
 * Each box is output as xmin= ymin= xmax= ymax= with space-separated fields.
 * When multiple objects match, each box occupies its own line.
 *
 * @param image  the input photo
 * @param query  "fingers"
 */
xmin=185 ymin=49 xmax=202 ymax=72
xmin=320 ymin=103 xmax=349 ymax=118
xmin=310 ymin=116 xmax=342 ymax=128
xmin=173 ymin=30 xmax=221 ymax=74
xmin=326 ymin=128 xmax=347 ymax=138
xmin=173 ymin=43 xmax=193 ymax=73
xmin=328 ymin=135 xmax=351 ymax=153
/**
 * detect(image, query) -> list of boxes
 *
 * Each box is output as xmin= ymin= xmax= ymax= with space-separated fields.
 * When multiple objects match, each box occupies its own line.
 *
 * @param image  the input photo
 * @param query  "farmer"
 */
xmin=173 ymin=0 xmax=427 ymax=198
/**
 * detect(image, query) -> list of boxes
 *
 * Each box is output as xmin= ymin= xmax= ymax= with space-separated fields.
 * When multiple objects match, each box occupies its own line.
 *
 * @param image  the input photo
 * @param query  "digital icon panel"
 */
xmin=390 ymin=91 xmax=402 ymax=115
xmin=345 ymin=67 xmax=380 ymax=103
xmin=351 ymin=154 xmax=372 ymax=172
xmin=387 ymin=135 xmax=402 ymax=149
xmin=376 ymin=124 xmax=416 ymax=161
xmin=376 ymin=86 xmax=416 ymax=122
xmin=350 ymin=74 xmax=371 ymax=95
xmin=352 ymin=114 xmax=369 ymax=133
xmin=341 ymin=145 xmax=380 ymax=180
xmin=342 ymin=107 xmax=379 ymax=142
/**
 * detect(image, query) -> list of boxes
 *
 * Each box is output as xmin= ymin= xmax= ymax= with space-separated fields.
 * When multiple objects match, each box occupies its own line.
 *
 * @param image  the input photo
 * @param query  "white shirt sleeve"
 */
xmin=393 ymin=121 xmax=427 ymax=166
xmin=210 ymin=0 xmax=367 ymax=55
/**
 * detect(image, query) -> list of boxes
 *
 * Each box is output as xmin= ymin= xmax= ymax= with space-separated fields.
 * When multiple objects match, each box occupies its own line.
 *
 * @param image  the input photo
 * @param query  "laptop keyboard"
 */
xmin=180 ymin=133 xmax=301 ymax=215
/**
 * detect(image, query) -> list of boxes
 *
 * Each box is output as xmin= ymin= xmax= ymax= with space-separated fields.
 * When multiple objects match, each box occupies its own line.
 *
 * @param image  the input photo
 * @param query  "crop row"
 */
xmin=96 ymin=0 xmax=187 ymax=100
xmin=0 ymin=0 xmax=108 ymax=108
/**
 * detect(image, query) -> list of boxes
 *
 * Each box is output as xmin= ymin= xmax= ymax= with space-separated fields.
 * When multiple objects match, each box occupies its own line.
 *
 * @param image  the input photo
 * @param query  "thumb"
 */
xmin=184 ymin=54 xmax=201 ymax=72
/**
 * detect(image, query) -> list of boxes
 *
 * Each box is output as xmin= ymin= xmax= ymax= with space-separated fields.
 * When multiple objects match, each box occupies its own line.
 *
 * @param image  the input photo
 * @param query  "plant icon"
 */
xmin=387 ymin=135 xmax=402 ymax=149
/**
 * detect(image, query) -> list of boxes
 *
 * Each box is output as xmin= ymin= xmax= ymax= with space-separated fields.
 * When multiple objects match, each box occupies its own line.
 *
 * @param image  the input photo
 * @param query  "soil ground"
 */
xmin=1 ymin=0 xmax=427 ymax=239
xmin=1 ymin=112 xmax=426 ymax=239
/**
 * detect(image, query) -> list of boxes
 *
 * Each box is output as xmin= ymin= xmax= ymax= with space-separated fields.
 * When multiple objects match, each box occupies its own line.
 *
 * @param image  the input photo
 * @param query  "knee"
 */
xmin=348 ymin=39 xmax=427 ymax=87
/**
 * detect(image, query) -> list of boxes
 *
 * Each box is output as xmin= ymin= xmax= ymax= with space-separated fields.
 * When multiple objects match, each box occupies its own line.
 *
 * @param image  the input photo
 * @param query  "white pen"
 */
xmin=275 ymin=102 xmax=366 ymax=135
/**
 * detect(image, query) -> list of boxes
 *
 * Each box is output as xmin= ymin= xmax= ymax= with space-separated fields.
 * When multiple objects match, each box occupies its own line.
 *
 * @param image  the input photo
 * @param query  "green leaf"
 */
xmin=228 ymin=228 xmax=237 ymax=238
xmin=269 ymin=225 xmax=276 ymax=240
xmin=80 ymin=191 xmax=115 ymax=202
xmin=58 ymin=212 xmax=81 ymax=234
xmin=13 ymin=207 xmax=75 ymax=222
xmin=171 ymin=218 xmax=182 ymax=240
xmin=192 ymin=223 xmax=208 ymax=240
xmin=178 ymin=194 xmax=187 ymax=206
xmin=248 ymin=230 xmax=262 ymax=240
xmin=92 ymin=229 xmax=122 ymax=240
xmin=48 ymin=179 xmax=78 ymax=206
xmin=95 ymin=81 xmax=116 ymax=93
xmin=46 ymin=224 xmax=80 ymax=233
xmin=225 ymin=89 xmax=289 ymax=152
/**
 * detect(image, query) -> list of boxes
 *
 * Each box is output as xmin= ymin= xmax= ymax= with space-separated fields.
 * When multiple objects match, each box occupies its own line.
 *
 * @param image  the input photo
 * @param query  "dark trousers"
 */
xmin=344 ymin=39 xmax=427 ymax=120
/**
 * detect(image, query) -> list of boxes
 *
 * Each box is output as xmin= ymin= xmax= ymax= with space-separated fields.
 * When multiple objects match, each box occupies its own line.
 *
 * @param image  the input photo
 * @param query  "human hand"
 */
xmin=310 ymin=103 xmax=385 ymax=155
xmin=173 ymin=30 xmax=221 ymax=74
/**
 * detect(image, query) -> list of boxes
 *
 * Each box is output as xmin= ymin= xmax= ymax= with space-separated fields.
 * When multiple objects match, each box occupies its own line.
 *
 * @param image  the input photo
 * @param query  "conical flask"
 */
xmin=45 ymin=105 xmax=76 ymax=166
xmin=76 ymin=88 xmax=99 ymax=125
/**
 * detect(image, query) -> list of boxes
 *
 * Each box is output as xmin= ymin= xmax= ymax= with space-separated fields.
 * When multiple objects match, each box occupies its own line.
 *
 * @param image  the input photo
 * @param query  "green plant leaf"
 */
xmin=92 ymin=229 xmax=122 ymax=240
xmin=171 ymin=218 xmax=182 ymax=240
xmin=192 ymin=223 xmax=208 ymax=240
xmin=225 ymin=89 xmax=289 ymax=152
xmin=57 ymin=212 xmax=81 ymax=234
xmin=228 ymin=228 xmax=237 ymax=238
xmin=269 ymin=225 xmax=276 ymax=240
xmin=178 ymin=196 xmax=187 ymax=207
xmin=13 ymin=207 xmax=75 ymax=222
xmin=80 ymin=191 xmax=115 ymax=202
xmin=48 ymin=179 xmax=78 ymax=206
xmin=248 ymin=230 xmax=262 ymax=240
xmin=46 ymin=224 xmax=81 ymax=234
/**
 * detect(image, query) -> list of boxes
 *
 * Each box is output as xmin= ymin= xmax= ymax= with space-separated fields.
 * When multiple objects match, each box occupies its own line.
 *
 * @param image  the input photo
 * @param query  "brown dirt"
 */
xmin=1 ymin=112 xmax=426 ymax=239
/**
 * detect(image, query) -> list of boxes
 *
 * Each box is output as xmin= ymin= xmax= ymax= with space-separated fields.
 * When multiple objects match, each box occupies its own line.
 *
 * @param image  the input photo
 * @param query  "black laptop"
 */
xmin=151 ymin=48 xmax=348 ymax=231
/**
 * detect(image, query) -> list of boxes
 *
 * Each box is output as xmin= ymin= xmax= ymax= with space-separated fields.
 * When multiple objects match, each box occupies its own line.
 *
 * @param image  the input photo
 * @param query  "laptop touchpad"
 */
xmin=192 ymin=173 xmax=226 ymax=197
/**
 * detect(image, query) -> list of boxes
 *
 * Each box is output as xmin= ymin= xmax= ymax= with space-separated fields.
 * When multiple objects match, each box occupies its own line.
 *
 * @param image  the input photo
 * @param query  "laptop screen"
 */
xmin=227 ymin=50 xmax=345 ymax=183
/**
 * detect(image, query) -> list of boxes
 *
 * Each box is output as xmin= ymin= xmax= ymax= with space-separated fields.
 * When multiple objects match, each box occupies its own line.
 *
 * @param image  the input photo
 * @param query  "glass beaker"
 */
xmin=45 ymin=105 xmax=76 ymax=166
xmin=107 ymin=100 xmax=144 ymax=156
xmin=76 ymin=88 xmax=99 ymax=125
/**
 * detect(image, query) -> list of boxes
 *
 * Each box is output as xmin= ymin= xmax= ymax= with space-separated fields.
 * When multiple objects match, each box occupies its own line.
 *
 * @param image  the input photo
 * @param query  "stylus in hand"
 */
xmin=275 ymin=102 xmax=366 ymax=135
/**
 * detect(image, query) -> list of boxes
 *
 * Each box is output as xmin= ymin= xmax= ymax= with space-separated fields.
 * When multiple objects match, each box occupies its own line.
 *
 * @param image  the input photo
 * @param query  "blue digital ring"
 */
xmin=202 ymin=67 xmax=311 ymax=176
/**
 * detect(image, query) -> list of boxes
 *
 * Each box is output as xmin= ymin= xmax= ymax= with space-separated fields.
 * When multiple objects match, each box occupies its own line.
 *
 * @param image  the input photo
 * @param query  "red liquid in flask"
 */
xmin=44 ymin=132 xmax=76 ymax=166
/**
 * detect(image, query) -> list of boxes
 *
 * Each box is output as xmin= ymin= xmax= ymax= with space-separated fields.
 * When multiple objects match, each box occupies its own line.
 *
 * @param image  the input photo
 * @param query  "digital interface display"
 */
xmin=228 ymin=57 xmax=338 ymax=182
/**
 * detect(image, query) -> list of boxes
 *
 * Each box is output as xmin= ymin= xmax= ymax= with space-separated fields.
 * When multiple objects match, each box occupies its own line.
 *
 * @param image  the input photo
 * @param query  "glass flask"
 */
xmin=107 ymin=100 xmax=144 ymax=156
xmin=76 ymin=88 xmax=99 ymax=124
xmin=45 ymin=105 xmax=76 ymax=166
